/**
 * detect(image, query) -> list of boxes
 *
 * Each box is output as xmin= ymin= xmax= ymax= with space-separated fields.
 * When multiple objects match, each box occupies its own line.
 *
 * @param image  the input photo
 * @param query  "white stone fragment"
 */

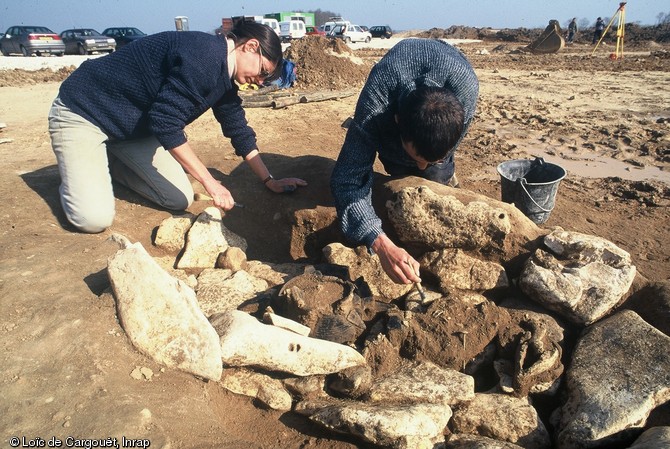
xmin=210 ymin=310 xmax=366 ymax=376
xmin=107 ymin=242 xmax=223 ymax=381
xmin=296 ymin=399 xmax=451 ymax=449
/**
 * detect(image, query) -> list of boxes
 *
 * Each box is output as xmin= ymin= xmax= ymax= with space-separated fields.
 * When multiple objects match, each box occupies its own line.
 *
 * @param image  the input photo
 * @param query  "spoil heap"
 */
xmin=283 ymin=35 xmax=373 ymax=90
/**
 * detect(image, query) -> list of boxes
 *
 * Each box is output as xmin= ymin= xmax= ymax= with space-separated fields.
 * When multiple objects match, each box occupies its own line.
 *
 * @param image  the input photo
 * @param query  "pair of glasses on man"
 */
xmin=428 ymin=157 xmax=449 ymax=166
xmin=257 ymin=46 xmax=271 ymax=79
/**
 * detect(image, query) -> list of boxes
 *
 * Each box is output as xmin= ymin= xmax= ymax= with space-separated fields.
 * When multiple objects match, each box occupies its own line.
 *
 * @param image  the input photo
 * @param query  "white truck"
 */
xmin=259 ymin=18 xmax=280 ymax=36
xmin=279 ymin=20 xmax=306 ymax=42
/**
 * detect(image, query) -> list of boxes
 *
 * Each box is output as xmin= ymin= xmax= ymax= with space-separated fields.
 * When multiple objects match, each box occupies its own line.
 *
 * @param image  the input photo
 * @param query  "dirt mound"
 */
xmin=0 ymin=65 xmax=74 ymax=87
xmin=411 ymin=23 xmax=670 ymax=46
xmin=283 ymin=36 xmax=374 ymax=90
xmin=415 ymin=26 xmax=483 ymax=40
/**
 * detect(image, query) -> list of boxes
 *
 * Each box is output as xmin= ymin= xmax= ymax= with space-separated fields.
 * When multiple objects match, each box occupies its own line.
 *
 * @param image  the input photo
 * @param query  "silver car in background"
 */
xmin=0 ymin=26 xmax=65 ymax=56
xmin=60 ymin=29 xmax=116 ymax=55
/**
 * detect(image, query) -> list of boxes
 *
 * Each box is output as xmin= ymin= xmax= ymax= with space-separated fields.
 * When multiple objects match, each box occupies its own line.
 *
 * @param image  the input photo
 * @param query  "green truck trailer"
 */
xmin=264 ymin=12 xmax=315 ymax=27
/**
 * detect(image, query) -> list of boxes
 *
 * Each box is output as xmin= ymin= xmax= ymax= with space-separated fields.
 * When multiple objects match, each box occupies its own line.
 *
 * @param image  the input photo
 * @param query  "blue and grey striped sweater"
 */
xmin=330 ymin=38 xmax=479 ymax=248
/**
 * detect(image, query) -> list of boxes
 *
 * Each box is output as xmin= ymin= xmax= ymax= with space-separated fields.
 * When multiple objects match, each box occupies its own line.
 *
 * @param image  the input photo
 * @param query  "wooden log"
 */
xmin=242 ymin=100 xmax=274 ymax=108
xmin=272 ymin=97 xmax=304 ymax=109
xmin=240 ymin=94 xmax=275 ymax=103
xmin=300 ymin=90 xmax=359 ymax=103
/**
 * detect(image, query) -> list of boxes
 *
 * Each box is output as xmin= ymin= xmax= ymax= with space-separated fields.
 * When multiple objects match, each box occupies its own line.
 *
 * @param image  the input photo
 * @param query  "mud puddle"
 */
xmin=525 ymin=150 xmax=670 ymax=184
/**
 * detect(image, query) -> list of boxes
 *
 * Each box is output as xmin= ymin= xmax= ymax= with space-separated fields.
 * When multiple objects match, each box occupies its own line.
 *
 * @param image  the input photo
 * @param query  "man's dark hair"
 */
xmin=228 ymin=21 xmax=283 ymax=81
xmin=396 ymin=86 xmax=465 ymax=162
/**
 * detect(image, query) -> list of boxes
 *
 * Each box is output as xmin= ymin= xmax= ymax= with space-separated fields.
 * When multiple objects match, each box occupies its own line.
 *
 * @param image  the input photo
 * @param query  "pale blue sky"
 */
xmin=1 ymin=0 xmax=664 ymax=35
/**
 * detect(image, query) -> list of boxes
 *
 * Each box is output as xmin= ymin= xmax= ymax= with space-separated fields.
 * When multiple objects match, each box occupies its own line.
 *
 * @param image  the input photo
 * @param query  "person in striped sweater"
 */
xmin=330 ymin=38 xmax=479 ymax=284
xmin=49 ymin=21 xmax=306 ymax=233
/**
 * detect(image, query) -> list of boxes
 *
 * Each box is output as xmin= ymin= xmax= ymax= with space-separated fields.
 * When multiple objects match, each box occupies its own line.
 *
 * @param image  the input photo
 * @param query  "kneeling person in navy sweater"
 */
xmin=49 ymin=21 xmax=306 ymax=233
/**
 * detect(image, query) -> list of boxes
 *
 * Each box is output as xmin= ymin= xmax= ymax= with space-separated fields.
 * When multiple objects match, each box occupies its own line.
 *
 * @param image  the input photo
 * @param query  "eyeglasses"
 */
xmin=428 ymin=157 xmax=449 ymax=166
xmin=257 ymin=46 xmax=271 ymax=79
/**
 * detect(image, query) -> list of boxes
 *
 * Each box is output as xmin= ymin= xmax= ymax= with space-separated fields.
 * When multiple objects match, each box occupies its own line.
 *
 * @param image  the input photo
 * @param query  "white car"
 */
xmin=329 ymin=23 xmax=371 ymax=43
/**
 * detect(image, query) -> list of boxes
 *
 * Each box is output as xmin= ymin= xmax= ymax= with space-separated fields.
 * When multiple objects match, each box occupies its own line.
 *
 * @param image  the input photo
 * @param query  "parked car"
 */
xmin=369 ymin=25 xmax=393 ymax=39
xmin=328 ymin=24 xmax=371 ymax=43
xmin=0 ymin=26 xmax=65 ymax=56
xmin=305 ymin=26 xmax=325 ymax=36
xmin=60 ymin=28 xmax=116 ymax=55
xmin=101 ymin=27 xmax=147 ymax=48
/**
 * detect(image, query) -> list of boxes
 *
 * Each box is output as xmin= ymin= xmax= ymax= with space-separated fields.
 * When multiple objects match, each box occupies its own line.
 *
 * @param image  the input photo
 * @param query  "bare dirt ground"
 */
xmin=1 ymin=32 xmax=669 ymax=448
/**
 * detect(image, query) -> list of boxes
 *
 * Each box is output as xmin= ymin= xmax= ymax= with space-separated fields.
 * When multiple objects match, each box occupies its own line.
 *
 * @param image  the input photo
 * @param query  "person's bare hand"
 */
xmin=371 ymin=234 xmax=421 ymax=284
xmin=205 ymin=183 xmax=235 ymax=211
xmin=265 ymin=177 xmax=308 ymax=193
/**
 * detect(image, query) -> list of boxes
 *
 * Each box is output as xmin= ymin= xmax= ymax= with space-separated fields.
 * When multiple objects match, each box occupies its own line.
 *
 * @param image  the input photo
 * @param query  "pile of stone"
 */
xmin=105 ymin=177 xmax=670 ymax=449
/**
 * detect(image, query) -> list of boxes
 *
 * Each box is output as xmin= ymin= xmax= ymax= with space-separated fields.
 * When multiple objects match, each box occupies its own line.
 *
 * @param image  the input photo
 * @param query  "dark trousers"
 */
xmin=593 ymin=30 xmax=603 ymax=44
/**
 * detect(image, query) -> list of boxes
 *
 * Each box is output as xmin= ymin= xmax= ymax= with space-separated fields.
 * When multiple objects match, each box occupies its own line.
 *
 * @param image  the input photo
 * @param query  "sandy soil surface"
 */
xmin=1 ymin=33 xmax=669 ymax=448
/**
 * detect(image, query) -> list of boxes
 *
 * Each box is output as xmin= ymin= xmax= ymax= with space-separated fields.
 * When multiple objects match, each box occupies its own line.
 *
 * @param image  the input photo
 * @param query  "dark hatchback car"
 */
xmin=369 ymin=25 xmax=393 ymax=39
xmin=101 ymin=27 xmax=147 ymax=48
xmin=60 ymin=28 xmax=116 ymax=55
xmin=0 ymin=25 xmax=65 ymax=56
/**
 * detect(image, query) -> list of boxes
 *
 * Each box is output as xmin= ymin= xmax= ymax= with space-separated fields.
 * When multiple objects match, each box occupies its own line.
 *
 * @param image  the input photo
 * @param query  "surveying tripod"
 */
xmin=592 ymin=2 xmax=626 ymax=59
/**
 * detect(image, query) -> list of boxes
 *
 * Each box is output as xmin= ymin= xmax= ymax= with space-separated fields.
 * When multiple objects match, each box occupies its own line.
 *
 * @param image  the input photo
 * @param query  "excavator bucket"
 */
xmin=526 ymin=20 xmax=565 ymax=54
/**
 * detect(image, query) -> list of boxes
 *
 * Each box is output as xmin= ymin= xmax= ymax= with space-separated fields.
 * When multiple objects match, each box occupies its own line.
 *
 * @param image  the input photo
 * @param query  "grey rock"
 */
xmin=283 ymin=375 xmax=328 ymax=401
xmin=210 ymin=310 xmax=366 ymax=376
xmin=452 ymin=393 xmax=551 ymax=449
xmin=629 ymin=427 xmax=670 ymax=448
xmin=557 ymin=310 xmax=670 ymax=449
xmin=323 ymin=242 xmax=412 ymax=301
xmin=195 ymin=268 xmax=269 ymax=317
xmin=177 ymin=207 xmax=247 ymax=269
xmin=386 ymin=185 xmax=511 ymax=250
xmin=445 ymin=434 xmax=525 ymax=448
xmin=368 ymin=360 xmax=475 ymax=406
xmin=520 ymin=229 xmax=636 ymax=325
xmin=220 ymin=367 xmax=293 ymax=411
xmin=216 ymin=246 xmax=248 ymax=271
xmin=107 ymin=242 xmax=222 ymax=381
xmin=154 ymin=214 xmax=196 ymax=252
xmin=295 ymin=398 xmax=451 ymax=449
xmin=245 ymin=260 xmax=308 ymax=287
xmin=421 ymin=248 xmax=509 ymax=293
xmin=326 ymin=364 xmax=373 ymax=399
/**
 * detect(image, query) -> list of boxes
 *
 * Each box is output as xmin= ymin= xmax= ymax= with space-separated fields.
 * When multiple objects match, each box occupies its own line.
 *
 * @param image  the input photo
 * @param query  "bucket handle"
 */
xmin=518 ymin=178 xmax=554 ymax=213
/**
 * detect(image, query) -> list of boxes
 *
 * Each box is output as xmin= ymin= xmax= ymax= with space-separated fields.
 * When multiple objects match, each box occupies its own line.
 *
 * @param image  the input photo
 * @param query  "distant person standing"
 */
xmin=593 ymin=17 xmax=605 ymax=44
xmin=567 ymin=18 xmax=578 ymax=44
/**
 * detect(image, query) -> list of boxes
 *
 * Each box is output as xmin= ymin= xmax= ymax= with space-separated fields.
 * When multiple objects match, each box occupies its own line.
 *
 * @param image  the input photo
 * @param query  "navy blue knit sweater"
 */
xmin=330 ymin=38 xmax=479 ymax=248
xmin=58 ymin=31 xmax=257 ymax=156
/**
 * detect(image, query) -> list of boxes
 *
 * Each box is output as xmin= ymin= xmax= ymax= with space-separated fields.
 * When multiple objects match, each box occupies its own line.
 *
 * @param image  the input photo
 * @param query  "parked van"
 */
xmin=323 ymin=18 xmax=350 ymax=36
xmin=260 ymin=18 xmax=280 ymax=36
xmin=279 ymin=20 xmax=306 ymax=42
